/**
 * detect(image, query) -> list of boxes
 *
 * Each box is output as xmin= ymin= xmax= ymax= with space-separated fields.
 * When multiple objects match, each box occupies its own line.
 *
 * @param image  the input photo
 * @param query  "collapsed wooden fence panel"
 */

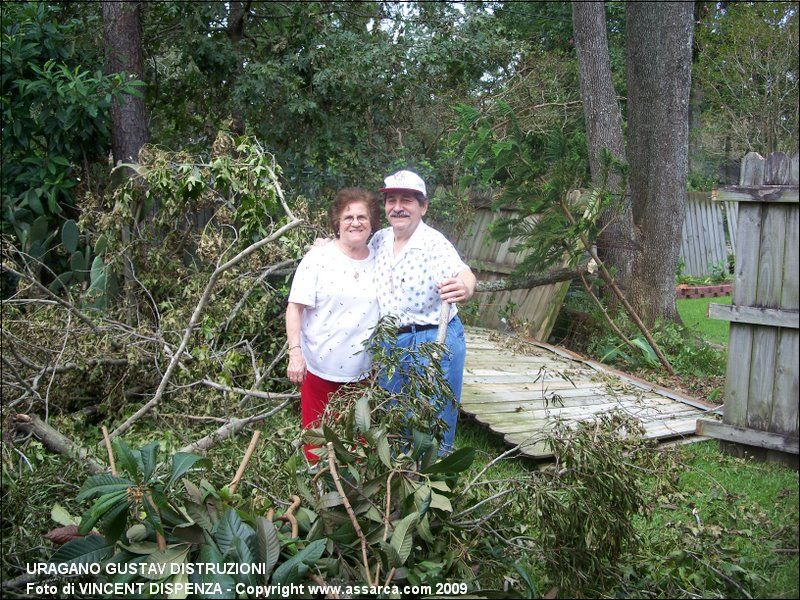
xmin=699 ymin=152 xmax=800 ymax=464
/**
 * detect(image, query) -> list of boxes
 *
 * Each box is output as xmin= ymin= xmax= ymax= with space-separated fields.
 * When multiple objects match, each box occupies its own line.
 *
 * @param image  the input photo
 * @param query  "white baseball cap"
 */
xmin=379 ymin=170 xmax=426 ymax=197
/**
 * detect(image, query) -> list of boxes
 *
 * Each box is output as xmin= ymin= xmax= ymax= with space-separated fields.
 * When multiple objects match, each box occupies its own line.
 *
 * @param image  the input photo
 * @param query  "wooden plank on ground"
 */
xmin=461 ymin=327 xmax=710 ymax=459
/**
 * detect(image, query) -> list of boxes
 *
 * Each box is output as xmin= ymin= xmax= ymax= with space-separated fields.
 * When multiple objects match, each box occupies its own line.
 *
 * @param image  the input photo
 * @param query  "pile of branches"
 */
xmin=2 ymin=134 xmax=314 ymax=462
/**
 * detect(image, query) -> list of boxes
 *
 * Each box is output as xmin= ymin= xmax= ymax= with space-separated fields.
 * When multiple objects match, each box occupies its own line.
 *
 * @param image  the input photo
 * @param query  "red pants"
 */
xmin=301 ymin=371 xmax=345 ymax=463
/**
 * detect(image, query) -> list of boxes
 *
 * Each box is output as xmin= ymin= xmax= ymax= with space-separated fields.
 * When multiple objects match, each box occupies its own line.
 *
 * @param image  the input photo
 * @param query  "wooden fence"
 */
xmin=698 ymin=151 xmax=800 ymax=465
xmin=678 ymin=191 xmax=741 ymax=276
xmin=433 ymin=202 xmax=571 ymax=341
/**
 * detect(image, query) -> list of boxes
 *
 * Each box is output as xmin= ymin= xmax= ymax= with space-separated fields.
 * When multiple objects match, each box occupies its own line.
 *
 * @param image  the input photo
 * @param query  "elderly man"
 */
xmin=370 ymin=169 xmax=476 ymax=453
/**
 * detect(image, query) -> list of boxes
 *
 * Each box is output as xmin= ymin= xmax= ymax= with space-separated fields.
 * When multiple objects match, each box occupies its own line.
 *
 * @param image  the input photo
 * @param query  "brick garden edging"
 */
xmin=676 ymin=283 xmax=732 ymax=299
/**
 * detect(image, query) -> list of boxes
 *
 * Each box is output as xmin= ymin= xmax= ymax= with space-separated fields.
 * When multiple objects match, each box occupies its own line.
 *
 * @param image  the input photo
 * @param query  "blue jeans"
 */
xmin=380 ymin=315 xmax=466 ymax=454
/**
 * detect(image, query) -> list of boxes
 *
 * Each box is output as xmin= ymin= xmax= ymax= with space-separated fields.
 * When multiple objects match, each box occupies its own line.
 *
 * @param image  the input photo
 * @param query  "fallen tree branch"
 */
xmin=105 ymin=217 xmax=303 ymax=443
xmin=559 ymin=195 xmax=675 ymax=375
xmin=179 ymin=399 xmax=292 ymax=454
xmin=228 ymin=430 xmax=261 ymax=494
xmin=327 ymin=442 xmax=373 ymax=587
xmin=12 ymin=414 xmax=105 ymax=474
xmin=201 ymin=378 xmax=298 ymax=401
xmin=579 ymin=273 xmax=633 ymax=347
xmin=1 ymin=263 xmax=106 ymax=339
xmin=219 ymin=259 xmax=298 ymax=333
xmin=475 ymin=263 xmax=589 ymax=293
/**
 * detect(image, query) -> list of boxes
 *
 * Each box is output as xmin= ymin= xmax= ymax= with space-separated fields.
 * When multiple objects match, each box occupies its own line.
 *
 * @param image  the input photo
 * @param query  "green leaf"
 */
xmin=48 ymin=271 xmax=72 ymax=293
xmin=182 ymin=478 xmax=203 ymax=503
xmin=213 ymin=509 xmax=255 ymax=555
xmin=61 ymin=219 xmax=78 ymax=252
xmin=126 ymin=523 xmax=148 ymax=542
xmin=94 ymin=234 xmax=108 ymax=256
xmin=51 ymin=534 xmax=114 ymax=564
xmin=271 ymin=538 xmax=327 ymax=585
xmin=168 ymin=453 xmax=210 ymax=488
xmin=255 ymin=517 xmax=280 ymax=583
xmin=412 ymin=429 xmax=434 ymax=460
xmin=630 ymin=337 xmax=659 ymax=367
xmin=513 ymin=562 xmax=539 ymax=598
xmin=29 ymin=215 xmax=49 ymax=243
xmin=139 ymin=442 xmax=159 ymax=481
xmin=100 ymin=498 xmax=132 ymax=543
xmin=78 ymin=490 xmax=128 ymax=534
xmin=89 ymin=255 xmax=106 ymax=288
xmin=355 ymin=395 xmax=371 ymax=433
xmin=76 ymin=474 xmax=133 ymax=501
xmin=141 ymin=544 xmax=190 ymax=581
xmin=416 ymin=514 xmax=435 ymax=544
xmin=377 ymin=434 xmax=392 ymax=468
xmin=421 ymin=447 xmax=476 ymax=474
xmin=196 ymin=544 xmax=235 ymax=599
xmin=390 ymin=512 xmax=418 ymax=565
xmin=429 ymin=491 xmax=452 ymax=513
xmin=185 ymin=501 xmax=214 ymax=531
xmin=51 ymin=503 xmax=78 ymax=526
xmin=70 ymin=250 xmax=86 ymax=274
xmin=379 ymin=540 xmax=403 ymax=569
xmin=28 ymin=191 xmax=44 ymax=215
xmin=112 ymin=438 xmax=140 ymax=481
xmin=142 ymin=494 xmax=164 ymax=535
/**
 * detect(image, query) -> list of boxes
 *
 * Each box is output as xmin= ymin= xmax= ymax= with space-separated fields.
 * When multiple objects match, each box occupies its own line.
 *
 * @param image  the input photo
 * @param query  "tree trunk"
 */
xmin=571 ymin=1 xmax=634 ymax=290
xmin=626 ymin=2 xmax=695 ymax=325
xmin=227 ymin=1 xmax=251 ymax=134
xmin=102 ymin=1 xmax=148 ymax=167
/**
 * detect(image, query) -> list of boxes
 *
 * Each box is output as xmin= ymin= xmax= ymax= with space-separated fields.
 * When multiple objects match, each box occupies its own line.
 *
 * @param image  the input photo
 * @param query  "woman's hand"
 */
xmin=287 ymin=349 xmax=307 ymax=387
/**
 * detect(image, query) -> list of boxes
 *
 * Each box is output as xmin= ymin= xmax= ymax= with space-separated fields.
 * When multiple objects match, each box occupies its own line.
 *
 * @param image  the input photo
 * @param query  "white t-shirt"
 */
xmin=288 ymin=242 xmax=379 ymax=382
xmin=370 ymin=221 xmax=468 ymax=327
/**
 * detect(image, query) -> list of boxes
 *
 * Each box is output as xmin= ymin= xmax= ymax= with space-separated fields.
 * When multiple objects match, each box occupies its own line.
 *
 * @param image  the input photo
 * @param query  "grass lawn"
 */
xmin=456 ymin=419 xmax=799 ymax=598
xmin=677 ymin=295 xmax=731 ymax=346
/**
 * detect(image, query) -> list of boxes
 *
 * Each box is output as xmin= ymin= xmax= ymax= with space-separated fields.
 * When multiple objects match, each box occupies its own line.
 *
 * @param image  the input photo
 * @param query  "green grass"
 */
xmin=677 ymin=296 xmax=731 ymax=346
xmin=643 ymin=440 xmax=799 ymax=598
xmin=455 ymin=420 xmax=799 ymax=598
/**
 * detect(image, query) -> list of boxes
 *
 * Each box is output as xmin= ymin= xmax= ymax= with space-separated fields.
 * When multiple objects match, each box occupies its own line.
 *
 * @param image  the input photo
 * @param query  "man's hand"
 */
xmin=437 ymin=276 xmax=471 ymax=304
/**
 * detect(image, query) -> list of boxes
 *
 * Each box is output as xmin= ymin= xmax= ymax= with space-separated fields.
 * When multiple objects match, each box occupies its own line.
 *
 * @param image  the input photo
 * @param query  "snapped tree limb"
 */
xmin=475 ymin=263 xmax=590 ymax=293
xmin=105 ymin=218 xmax=303 ymax=444
xmin=13 ymin=414 xmax=106 ymax=474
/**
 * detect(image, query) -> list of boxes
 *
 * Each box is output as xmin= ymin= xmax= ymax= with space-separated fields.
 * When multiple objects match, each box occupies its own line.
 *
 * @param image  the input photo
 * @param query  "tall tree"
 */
xmin=102 ymin=1 xmax=148 ymax=167
xmin=572 ymin=1 xmax=633 ymax=289
xmin=626 ymin=2 xmax=695 ymax=323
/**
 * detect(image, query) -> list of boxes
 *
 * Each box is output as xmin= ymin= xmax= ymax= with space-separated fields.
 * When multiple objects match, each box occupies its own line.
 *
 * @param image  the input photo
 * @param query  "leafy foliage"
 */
xmin=694 ymin=2 xmax=799 ymax=158
xmin=533 ymin=413 xmax=654 ymax=593
xmin=1 ymin=2 xmax=143 ymax=293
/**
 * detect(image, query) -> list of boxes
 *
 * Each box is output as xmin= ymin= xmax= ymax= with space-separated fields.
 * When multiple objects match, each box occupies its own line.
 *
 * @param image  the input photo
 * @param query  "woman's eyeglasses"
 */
xmin=341 ymin=215 xmax=370 ymax=224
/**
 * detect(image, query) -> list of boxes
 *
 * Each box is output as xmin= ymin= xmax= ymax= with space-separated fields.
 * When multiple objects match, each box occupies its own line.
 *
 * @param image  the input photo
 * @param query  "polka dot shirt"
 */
xmin=370 ymin=221 xmax=468 ymax=327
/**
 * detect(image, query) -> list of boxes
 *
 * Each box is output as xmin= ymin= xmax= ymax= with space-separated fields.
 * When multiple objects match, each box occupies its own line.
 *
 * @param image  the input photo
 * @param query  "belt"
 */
xmin=397 ymin=323 xmax=439 ymax=334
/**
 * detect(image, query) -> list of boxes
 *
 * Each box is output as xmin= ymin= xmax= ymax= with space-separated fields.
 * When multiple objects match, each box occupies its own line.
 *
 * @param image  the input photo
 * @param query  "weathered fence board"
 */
xmin=679 ymin=192 xmax=730 ymax=276
xmin=710 ymin=152 xmax=800 ymax=464
xmin=433 ymin=203 xmax=571 ymax=340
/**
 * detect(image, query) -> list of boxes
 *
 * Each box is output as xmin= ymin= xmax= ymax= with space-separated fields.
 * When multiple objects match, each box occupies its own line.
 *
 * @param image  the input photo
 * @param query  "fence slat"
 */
xmin=746 ymin=198 xmax=784 ymax=432
xmin=725 ymin=202 xmax=762 ymax=429
xmin=740 ymin=152 xmax=766 ymax=186
xmin=770 ymin=207 xmax=800 ymax=438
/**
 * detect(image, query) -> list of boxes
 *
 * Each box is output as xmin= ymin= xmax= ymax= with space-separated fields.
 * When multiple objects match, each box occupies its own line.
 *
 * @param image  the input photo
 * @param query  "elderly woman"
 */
xmin=285 ymin=188 xmax=381 ymax=462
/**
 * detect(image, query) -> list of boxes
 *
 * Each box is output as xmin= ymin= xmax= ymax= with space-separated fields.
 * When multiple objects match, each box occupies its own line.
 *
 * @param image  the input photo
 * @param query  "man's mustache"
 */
xmin=390 ymin=211 xmax=411 ymax=218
